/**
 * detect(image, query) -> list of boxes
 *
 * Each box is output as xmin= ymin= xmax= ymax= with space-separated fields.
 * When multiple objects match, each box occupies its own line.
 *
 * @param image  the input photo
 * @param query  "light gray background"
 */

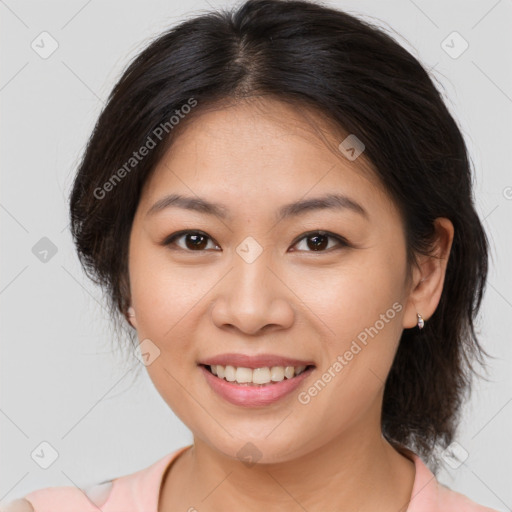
xmin=1 ymin=0 xmax=511 ymax=509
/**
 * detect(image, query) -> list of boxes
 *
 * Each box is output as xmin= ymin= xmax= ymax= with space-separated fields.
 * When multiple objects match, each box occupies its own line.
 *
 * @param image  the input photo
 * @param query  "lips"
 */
xmin=198 ymin=353 xmax=315 ymax=369
xmin=199 ymin=364 xmax=315 ymax=407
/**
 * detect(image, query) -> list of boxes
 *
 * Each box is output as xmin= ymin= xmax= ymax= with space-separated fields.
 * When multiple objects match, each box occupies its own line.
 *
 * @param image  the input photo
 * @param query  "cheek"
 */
xmin=128 ymin=243 xmax=205 ymax=419
xmin=291 ymin=250 xmax=406 ymax=343
xmin=289 ymin=250 xmax=406 ymax=407
xmin=129 ymin=240 xmax=209 ymax=340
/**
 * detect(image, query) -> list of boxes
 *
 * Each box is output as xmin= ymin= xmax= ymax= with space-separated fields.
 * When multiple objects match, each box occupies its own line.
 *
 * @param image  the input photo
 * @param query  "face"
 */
xmin=127 ymin=97 xmax=414 ymax=463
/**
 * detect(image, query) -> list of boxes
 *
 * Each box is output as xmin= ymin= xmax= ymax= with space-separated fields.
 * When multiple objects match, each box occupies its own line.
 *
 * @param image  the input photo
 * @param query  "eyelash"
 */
xmin=161 ymin=230 xmax=349 ymax=254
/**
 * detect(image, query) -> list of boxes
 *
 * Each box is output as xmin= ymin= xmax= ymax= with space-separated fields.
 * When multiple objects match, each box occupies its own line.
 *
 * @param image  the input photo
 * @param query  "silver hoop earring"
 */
xmin=417 ymin=313 xmax=424 ymax=329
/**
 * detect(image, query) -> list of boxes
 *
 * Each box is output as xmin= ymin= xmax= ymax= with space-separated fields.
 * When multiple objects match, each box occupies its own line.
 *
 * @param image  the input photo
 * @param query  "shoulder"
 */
xmin=437 ymin=482 xmax=500 ymax=512
xmin=1 ymin=480 xmax=114 ymax=512
xmin=397 ymin=446 xmax=500 ymax=512
xmin=2 ymin=445 xmax=192 ymax=512
xmin=0 ymin=499 xmax=34 ymax=512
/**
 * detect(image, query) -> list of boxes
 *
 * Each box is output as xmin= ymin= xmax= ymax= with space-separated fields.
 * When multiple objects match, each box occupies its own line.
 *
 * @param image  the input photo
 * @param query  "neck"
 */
xmin=160 ymin=423 xmax=415 ymax=512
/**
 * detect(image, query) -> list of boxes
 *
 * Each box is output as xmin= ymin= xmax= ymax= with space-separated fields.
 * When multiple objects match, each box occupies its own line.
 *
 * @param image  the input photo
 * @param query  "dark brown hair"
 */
xmin=69 ymin=0 xmax=490 ymax=471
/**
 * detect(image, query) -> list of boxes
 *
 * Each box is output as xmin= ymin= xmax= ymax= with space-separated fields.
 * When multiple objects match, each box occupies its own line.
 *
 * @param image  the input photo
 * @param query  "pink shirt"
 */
xmin=3 ymin=444 xmax=499 ymax=511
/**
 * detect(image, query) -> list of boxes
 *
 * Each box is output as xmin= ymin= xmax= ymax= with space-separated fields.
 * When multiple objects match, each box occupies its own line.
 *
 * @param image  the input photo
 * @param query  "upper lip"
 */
xmin=199 ymin=353 xmax=315 ymax=369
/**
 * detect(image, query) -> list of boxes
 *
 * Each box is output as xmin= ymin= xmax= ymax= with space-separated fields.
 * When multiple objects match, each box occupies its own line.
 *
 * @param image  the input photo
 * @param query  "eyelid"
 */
xmin=289 ymin=230 xmax=348 ymax=250
xmin=162 ymin=229 xmax=220 ymax=250
xmin=162 ymin=229 xmax=349 ymax=252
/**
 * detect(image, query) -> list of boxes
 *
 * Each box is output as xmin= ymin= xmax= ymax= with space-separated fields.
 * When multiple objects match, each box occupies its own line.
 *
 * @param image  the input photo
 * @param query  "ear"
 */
xmin=126 ymin=306 xmax=138 ymax=329
xmin=402 ymin=217 xmax=454 ymax=329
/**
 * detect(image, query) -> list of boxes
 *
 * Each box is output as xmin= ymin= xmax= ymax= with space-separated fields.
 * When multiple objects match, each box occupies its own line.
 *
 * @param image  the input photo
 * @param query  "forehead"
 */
xmin=138 ymin=97 xmax=395 ymax=221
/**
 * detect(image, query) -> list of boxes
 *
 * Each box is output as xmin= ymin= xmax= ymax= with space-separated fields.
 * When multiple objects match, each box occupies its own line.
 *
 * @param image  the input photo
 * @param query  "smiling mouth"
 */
xmin=200 ymin=363 xmax=316 ymax=386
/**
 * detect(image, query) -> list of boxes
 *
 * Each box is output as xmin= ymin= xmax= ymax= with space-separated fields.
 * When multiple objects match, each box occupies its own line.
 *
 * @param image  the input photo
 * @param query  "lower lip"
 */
xmin=199 ymin=365 xmax=315 ymax=407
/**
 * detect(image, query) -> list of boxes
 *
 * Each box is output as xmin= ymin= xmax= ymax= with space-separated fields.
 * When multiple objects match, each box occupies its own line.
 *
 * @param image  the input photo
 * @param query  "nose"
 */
xmin=210 ymin=251 xmax=295 ymax=335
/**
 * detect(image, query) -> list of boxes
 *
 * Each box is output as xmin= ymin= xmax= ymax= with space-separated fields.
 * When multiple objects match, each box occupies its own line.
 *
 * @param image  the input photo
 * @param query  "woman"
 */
xmin=5 ymin=0 xmax=498 ymax=510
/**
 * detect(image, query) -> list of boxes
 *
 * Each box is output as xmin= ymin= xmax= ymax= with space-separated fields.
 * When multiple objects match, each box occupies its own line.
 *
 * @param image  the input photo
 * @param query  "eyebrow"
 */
xmin=146 ymin=192 xmax=368 ymax=222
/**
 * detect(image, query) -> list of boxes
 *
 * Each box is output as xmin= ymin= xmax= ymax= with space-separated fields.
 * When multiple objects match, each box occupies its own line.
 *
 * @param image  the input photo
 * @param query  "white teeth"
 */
xmin=270 ymin=366 xmax=285 ymax=381
xmin=253 ymin=367 xmax=271 ymax=384
xmin=284 ymin=366 xmax=295 ymax=379
xmin=235 ymin=367 xmax=253 ymax=383
xmin=224 ymin=365 xmax=236 ymax=382
xmin=208 ymin=364 xmax=309 ymax=385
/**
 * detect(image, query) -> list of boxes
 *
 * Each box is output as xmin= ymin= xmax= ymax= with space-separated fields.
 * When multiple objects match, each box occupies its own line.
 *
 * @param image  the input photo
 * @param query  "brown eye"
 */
xmin=162 ymin=229 xmax=347 ymax=254
xmin=291 ymin=231 xmax=348 ymax=253
xmin=183 ymin=233 xmax=208 ymax=250
xmin=163 ymin=231 xmax=219 ymax=251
